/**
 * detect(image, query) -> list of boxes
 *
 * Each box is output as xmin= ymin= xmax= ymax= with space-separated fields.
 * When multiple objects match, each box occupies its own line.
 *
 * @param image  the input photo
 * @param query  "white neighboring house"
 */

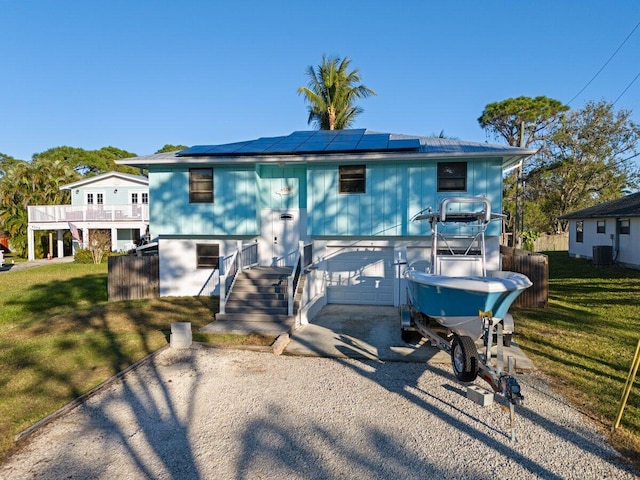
xmin=560 ymin=192 xmax=640 ymax=269
xmin=26 ymin=171 xmax=149 ymax=261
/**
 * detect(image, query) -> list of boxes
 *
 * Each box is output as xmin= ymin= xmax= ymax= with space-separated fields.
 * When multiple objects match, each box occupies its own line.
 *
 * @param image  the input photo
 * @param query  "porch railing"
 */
xmin=219 ymin=251 xmax=239 ymax=314
xmin=218 ymin=241 xmax=260 ymax=314
xmin=28 ymin=204 xmax=150 ymax=223
xmin=286 ymin=241 xmax=313 ymax=316
xmin=197 ymin=268 xmax=218 ymax=297
xmin=241 ymin=242 xmax=258 ymax=269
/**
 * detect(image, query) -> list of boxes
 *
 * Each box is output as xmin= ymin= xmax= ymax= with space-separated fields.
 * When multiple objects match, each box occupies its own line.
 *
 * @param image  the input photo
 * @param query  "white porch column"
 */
xmin=111 ymin=227 xmax=118 ymax=252
xmin=27 ymin=226 xmax=35 ymax=261
xmin=57 ymin=230 xmax=64 ymax=258
xmin=82 ymin=228 xmax=89 ymax=249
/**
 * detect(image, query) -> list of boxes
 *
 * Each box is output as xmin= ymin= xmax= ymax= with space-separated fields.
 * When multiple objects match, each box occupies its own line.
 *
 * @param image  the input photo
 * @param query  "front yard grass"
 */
xmin=513 ymin=251 xmax=640 ymax=467
xmin=0 ymin=262 xmax=273 ymax=462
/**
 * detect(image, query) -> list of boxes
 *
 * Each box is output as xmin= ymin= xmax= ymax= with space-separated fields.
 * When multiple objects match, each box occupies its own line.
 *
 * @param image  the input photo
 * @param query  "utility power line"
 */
xmin=613 ymin=70 xmax=640 ymax=105
xmin=567 ymin=19 xmax=640 ymax=105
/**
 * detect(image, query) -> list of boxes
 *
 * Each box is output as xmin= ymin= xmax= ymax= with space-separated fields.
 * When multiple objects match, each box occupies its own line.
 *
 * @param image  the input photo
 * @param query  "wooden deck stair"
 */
xmin=203 ymin=266 xmax=304 ymax=335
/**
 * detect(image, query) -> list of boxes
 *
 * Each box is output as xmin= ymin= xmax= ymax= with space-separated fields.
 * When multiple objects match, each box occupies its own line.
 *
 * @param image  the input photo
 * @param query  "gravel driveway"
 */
xmin=1 ymin=344 xmax=636 ymax=479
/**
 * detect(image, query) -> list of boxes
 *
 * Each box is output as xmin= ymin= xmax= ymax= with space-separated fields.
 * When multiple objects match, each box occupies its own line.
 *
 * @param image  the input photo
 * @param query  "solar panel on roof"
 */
xmin=294 ymin=142 xmax=330 ymax=152
xmin=388 ymin=138 xmax=421 ymax=150
xmin=325 ymin=142 xmax=359 ymax=151
xmin=355 ymin=134 xmax=389 ymax=150
xmin=178 ymin=129 xmax=427 ymax=156
xmin=177 ymin=145 xmax=212 ymax=156
xmin=336 ymin=128 xmax=366 ymax=136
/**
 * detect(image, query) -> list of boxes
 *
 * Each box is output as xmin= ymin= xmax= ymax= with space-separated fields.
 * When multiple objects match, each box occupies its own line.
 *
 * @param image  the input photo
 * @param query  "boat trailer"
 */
xmin=401 ymin=304 xmax=524 ymax=442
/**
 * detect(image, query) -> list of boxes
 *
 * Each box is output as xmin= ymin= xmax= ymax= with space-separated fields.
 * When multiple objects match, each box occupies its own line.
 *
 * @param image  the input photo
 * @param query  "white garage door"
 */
xmin=326 ymin=247 xmax=394 ymax=305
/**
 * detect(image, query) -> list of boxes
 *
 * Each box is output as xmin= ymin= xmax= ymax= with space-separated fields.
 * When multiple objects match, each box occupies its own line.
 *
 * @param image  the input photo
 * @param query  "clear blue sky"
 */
xmin=1 ymin=1 xmax=639 ymax=161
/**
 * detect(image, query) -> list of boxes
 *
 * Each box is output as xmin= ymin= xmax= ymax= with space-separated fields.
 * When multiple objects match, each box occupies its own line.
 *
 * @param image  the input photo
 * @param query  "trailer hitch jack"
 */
xmin=502 ymin=375 xmax=524 ymax=406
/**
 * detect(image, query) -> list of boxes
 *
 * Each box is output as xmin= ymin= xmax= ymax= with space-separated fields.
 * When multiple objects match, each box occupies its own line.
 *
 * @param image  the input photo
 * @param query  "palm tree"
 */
xmin=0 ymin=159 xmax=78 ymax=256
xmin=297 ymin=55 xmax=376 ymax=130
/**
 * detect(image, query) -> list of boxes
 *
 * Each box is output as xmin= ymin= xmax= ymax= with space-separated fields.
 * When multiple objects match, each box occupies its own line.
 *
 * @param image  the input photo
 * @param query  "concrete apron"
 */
xmin=285 ymin=304 xmax=534 ymax=371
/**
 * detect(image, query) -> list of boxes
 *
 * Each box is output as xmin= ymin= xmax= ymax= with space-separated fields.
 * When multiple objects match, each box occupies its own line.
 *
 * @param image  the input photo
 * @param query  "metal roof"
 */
xmin=560 ymin=192 xmax=640 ymax=219
xmin=116 ymin=130 xmax=536 ymax=168
xmin=177 ymin=129 xmax=533 ymax=157
xmin=60 ymin=171 xmax=148 ymax=190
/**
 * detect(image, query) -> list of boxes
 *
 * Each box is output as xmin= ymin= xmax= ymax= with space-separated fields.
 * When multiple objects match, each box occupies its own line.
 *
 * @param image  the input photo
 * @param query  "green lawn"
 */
xmin=514 ymin=251 xmax=640 ymax=464
xmin=0 ymin=262 xmax=224 ymax=461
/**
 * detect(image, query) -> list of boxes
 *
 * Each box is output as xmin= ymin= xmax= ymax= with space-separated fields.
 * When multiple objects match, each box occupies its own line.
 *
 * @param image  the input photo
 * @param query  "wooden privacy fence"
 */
xmin=501 ymin=246 xmax=548 ymax=308
xmin=108 ymin=254 xmax=159 ymax=301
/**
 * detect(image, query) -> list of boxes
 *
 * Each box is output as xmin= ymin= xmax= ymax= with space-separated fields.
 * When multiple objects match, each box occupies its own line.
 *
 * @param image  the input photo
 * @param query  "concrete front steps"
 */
xmin=201 ymin=266 xmax=304 ymax=336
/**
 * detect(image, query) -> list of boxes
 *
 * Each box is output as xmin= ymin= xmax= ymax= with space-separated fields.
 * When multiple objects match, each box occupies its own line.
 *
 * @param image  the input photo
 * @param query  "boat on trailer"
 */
xmin=401 ymin=196 xmax=532 ymax=440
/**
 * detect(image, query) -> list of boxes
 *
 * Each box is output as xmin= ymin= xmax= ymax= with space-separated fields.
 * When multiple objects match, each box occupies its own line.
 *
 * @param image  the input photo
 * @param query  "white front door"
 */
xmin=260 ymin=209 xmax=300 ymax=266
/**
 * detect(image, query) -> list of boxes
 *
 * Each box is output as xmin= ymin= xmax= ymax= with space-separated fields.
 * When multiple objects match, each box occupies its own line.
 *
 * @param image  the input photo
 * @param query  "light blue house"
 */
xmin=119 ymin=129 xmax=534 ymax=321
xmin=27 ymin=171 xmax=149 ymax=260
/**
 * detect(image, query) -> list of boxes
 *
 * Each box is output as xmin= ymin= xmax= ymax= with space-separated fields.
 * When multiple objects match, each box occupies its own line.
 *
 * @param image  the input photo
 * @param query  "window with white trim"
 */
xmin=97 ymin=193 xmax=103 ymax=205
xmin=131 ymin=193 xmax=138 ymax=204
xmin=597 ymin=220 xmax=606 ymax=234
xmin=87 ymin=193 xmax=94 ymax=205
xmin=142 ymin=193 xmax=148 ymax=204
xmin=618 ymin=218 xmax=630 ymax=235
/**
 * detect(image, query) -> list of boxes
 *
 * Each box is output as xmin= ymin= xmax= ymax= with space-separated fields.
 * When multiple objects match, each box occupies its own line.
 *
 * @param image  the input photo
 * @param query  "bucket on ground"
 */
xmin=170 ymin=322 xmax=192 ymax=349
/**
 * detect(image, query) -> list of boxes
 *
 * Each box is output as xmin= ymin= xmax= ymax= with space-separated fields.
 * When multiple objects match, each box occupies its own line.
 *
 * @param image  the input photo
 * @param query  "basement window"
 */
xmin=339 ymin=165 xmax=366 ymax=194
xmin=190 ymin=168 xmax=214 ymax=203
xmin=196 ymin=244 xmax=220 ymax=269
xmin=437 ymin=162 xmax=467 ymax=191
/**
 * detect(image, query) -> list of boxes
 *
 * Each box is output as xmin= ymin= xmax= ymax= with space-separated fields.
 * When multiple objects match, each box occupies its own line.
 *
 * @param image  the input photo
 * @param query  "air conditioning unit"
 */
xmin=592 ymin=245 xmax=612 ymax=266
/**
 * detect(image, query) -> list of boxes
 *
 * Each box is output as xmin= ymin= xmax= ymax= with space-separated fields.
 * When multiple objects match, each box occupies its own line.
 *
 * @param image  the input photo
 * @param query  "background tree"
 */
xmin=526 ymin=100 xmax=640 ymax=233
xmin=32 ymin=146 xmax=139 ymax=176
xmin=156 ymin=144 xmax=188 ymax=153
xmin=86 ymin=229 xmax=111 ymax=264
xmin=0 ymin=153 xmax=21 ymax=178
xmin=478 ymin=96 xmax=570 ymax=245
xmin=0 ymin=158 xmax=79 ymax=256
xmin=478 ymin=96 xmax=570 ymax=149
xmin=298 ymin=55 xmax=376 ymax=130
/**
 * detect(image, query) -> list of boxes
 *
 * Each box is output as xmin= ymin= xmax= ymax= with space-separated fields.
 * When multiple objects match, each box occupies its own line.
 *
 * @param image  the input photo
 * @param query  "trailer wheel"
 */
xmin=451 ymin=335 xmax=478 ymax=382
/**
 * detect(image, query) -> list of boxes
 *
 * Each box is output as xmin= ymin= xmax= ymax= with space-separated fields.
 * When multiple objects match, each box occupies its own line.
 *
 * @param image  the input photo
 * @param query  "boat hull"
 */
xmin=405 ymin=270 xmax=532 ymax=339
